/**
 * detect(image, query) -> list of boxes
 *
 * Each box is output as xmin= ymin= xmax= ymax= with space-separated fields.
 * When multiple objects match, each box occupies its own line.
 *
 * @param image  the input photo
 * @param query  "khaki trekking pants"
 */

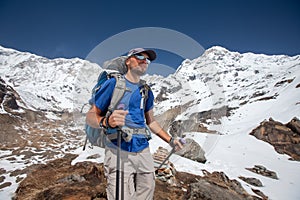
xmin=104 ymin=146 xmax=155 ymax=200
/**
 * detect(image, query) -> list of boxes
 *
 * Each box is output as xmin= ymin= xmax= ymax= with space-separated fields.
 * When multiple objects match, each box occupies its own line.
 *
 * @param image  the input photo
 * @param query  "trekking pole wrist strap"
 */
xmin=169 ymin=137 xmax=175 ymax=147
xmin=99 ymin=117 xmax=107 ymax=129
xmin=105 ymin=115 xmax=115 ymax=129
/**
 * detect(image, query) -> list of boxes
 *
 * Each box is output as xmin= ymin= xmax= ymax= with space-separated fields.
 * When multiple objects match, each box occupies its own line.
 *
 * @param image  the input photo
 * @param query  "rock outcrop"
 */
xmin=13 ymin=154 xmax=262 ymax=200
xmin=246 ymin=165 xmax=278 ymax=180
xmin=250 ymin=117 xmax=300 ymax=161
xmin=14 ymin=154 xmax=107 ymax=200
xmin=187 ymin=170 xmax=263 ymax=200
xmin=0 ymin=77 xmax=20 ymax=111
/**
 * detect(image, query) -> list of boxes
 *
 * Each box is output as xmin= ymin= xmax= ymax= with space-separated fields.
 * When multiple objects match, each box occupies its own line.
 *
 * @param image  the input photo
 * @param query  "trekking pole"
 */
xmin=82 ymin=136 xmax=88 ymax=151
xmin=116 ymin=127 xmax=122 ymax=200
xmin=156 ymin=138 xmax=186 ymax=171
xmin=115 ymin=104 xmax=126 ymax=200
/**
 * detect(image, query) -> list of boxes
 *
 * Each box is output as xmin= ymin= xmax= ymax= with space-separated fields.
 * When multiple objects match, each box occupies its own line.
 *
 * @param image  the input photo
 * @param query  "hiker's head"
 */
xmin=127 ymin=48 xmax=156 ymax=62
xmin=125 ymin=48 xmax=156 ymax=75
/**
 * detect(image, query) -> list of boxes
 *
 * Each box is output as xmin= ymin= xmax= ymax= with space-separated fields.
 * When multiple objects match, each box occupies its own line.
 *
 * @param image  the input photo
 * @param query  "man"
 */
xmin=86 ymin=48 xmax=183 ymax=200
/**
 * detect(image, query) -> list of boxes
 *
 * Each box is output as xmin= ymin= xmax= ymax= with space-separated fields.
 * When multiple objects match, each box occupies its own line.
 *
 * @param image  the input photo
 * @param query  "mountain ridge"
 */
xmin=1 ymin=45 xmax=300 ymax=199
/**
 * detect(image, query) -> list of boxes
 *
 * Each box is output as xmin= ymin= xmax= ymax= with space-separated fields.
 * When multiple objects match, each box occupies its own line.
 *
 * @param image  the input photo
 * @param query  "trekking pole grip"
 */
xmin=179 ymin=137 xmax=186 ymax=146
xmin=169 ymin=137 xmax=186 ymax=148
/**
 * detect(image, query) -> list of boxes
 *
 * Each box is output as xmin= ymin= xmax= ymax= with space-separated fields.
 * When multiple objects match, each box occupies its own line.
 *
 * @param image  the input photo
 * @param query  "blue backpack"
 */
xmin=83 ymin=56 xmax=150 ymax=150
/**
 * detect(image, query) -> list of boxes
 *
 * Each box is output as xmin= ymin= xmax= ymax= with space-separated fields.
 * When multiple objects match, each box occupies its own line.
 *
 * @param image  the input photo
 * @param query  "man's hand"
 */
xmin=169 ymin=137 xmax=185 ymax=151
xmin=107 ymin=110 xmax=128 ymax=128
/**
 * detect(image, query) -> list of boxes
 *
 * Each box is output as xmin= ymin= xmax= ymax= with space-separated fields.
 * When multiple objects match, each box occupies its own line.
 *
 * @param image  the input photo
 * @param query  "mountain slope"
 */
xmin=145 ymin=46 xmax=300 ymax=133
xmin=0 ymin=45 xmax=300 ymax=199
xmin=0 ymin=46 xmax=101 ymax=113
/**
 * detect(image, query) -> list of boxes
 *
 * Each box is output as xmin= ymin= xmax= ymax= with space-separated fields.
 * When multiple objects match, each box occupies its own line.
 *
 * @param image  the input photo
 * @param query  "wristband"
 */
xmin=105 ymin=115 xmax=115 ymax=129
xmin=99 ymin=117 xmax=106 ymax=129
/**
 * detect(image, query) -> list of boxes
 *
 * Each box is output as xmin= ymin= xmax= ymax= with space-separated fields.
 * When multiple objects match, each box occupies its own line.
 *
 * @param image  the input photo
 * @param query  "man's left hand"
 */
xmin=169 ymin=137 xmax=185 ymax=151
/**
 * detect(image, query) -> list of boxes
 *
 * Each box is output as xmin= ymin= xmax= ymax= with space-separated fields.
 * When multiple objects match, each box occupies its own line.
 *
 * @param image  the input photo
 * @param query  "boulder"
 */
xmin=175 ymin=138 xmax=207 ymax=163
xmin=250 ymin=117 xmax=300 ymax=161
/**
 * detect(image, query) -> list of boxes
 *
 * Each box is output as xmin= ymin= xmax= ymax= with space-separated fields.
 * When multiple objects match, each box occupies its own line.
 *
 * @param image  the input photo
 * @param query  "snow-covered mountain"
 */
xmin=145 ymin=46 xmax=300 ymax=133
xmin=1 ymin=45 xmax=299 ymax=123
xmin=0 ymin=46 xmax=101 ymax=113
xmin=0 ymin=45 xmax=300 ymax=199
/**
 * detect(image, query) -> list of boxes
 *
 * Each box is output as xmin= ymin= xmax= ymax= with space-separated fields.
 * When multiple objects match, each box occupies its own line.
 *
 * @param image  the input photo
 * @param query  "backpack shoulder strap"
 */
xmin=139 ymin=79 xmax=151 ymax=110
xmin=106 ymin=73 xmax=126 ymax=115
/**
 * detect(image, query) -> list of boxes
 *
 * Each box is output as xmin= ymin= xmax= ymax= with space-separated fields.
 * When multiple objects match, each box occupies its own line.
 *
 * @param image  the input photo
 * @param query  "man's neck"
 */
xmin=125 ymin=72 xmax=140 ymax=83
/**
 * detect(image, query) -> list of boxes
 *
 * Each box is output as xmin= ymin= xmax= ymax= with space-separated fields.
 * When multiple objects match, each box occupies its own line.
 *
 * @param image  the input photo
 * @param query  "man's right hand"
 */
xmin=107 ymin=110 xmax=128 ymax=128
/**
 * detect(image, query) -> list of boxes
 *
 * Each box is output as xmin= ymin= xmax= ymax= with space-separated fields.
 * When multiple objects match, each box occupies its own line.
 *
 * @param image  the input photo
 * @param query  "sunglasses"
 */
xmin=133 ymin=53 xmax=151 ymax=64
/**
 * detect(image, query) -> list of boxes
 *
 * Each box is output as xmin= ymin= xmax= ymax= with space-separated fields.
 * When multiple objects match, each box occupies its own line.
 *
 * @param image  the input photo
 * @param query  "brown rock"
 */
xmin=14 ymin=155 xmax=262 ymax=200
xmin=246 ymin=165 xmax=278 ymax=180
xmin=186 ymin=170 xmax=262 ymax=200
xmin=250 ymin=117 xmax=300 ymax=161
xmin=14 ymin=154 xmax=107 ymax=200
xmin=239 ymin=176 xmax=263 ymax=187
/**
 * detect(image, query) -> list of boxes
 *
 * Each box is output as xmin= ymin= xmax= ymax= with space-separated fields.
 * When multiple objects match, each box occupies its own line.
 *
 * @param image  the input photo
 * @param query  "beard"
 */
xmin=131 ymin=64 xmax=147 ymax=76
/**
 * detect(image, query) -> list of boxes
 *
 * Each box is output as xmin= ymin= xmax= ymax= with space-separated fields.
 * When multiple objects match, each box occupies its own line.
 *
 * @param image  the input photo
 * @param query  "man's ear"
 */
xmin=125 ymin=58 xmax=130 ymax=66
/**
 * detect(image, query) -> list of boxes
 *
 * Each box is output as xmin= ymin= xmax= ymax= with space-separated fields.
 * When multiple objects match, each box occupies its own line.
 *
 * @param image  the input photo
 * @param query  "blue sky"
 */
xmin=0 ymin=0 xmax=299 ymax=69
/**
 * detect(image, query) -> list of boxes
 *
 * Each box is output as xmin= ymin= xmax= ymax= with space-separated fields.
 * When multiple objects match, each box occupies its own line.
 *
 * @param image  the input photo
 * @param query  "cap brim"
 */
xmin=128 ymin=48 xmax=157 ymax=61
xmin=142 ymin=50 xmax=156 ymax=61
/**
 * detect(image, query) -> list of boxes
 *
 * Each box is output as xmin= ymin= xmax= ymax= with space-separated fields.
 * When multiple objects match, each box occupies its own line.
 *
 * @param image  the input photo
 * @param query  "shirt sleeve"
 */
xmin=94 ymin=78 xmax=116 ymax=113
xmin=144 ymin=89 xmax=154 ymax=112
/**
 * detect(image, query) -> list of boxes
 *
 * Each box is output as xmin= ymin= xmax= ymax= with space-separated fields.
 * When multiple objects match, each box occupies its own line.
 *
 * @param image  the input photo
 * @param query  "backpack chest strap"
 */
xmin=106 ymin=127 xmax=151 ymax=140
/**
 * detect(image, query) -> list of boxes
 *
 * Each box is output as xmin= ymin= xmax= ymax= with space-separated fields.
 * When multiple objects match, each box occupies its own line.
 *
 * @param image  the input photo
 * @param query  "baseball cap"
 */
xmin=127 ymin=48 xmax=157 ymax=61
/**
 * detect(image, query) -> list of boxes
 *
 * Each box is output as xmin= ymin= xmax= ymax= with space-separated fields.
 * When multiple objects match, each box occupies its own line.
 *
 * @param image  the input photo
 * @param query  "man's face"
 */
xmin=127 ymin=52 xmax=150 ymax=76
